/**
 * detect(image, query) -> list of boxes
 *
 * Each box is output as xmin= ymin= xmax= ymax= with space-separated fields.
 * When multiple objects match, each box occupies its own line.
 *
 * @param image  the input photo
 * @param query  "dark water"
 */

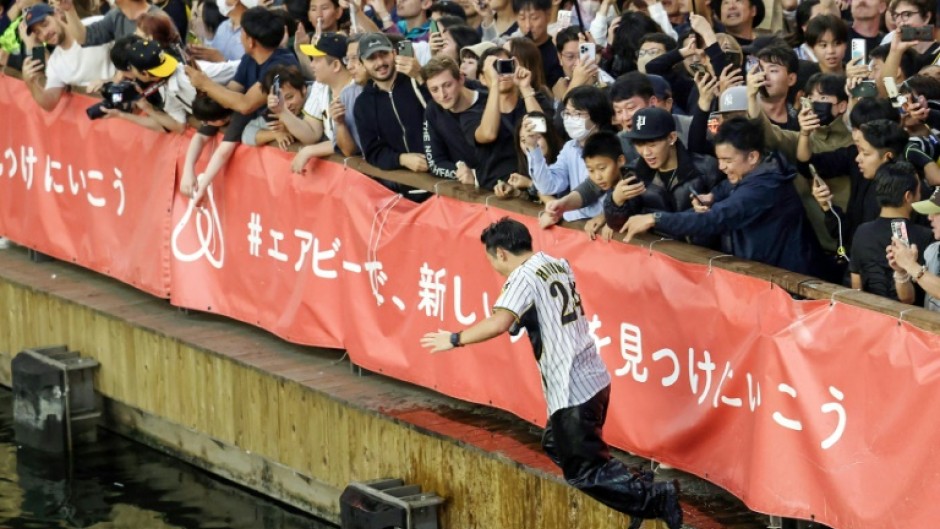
xmin=0 ymin=390 xmax=336 ymax=529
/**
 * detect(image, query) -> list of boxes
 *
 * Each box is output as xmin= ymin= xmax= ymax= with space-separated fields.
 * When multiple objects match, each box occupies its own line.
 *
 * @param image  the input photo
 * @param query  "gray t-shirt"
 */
xmin=925 ymin=241 xmax=940 ymax=313
xmin=83 ymin=4 xmax=161 ymax=47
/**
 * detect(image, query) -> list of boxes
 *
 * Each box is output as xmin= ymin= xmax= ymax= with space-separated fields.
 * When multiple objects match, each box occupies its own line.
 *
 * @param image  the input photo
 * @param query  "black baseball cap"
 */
xmin=623 ymin=107 xmax=675 ymax=141
xmin=359 ymin=33 xmax=394 ymax=59
xmin=300 ymin=32 xmax=348 ymax=60
xmin=24 ymin=4 xmax=55 ymax=34
xmin=127 ymin=39 xmax=179 ymax=77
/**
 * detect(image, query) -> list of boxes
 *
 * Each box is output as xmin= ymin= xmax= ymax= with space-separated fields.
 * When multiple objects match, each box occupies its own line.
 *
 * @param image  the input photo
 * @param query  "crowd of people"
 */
xmin=2 ymin=0 xmax=940 ymax=310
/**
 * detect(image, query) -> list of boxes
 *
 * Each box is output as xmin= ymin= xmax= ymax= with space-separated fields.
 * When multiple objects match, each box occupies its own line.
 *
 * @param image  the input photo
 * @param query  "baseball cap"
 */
xmin=647 ymin=74 xmax=672 ymax=100
xmin=359 ymin=33 xmax=394 ymax=59
xmin=24 ymin=4 xmax=56 ymax=34
xmin=300 ymin=32 xmax=348 ymax=59
xmin=128 ymin=39 xmax=179 ymax=78
xmin=913 ymin=186 xmax=940 ymax=215
xmin=718 ymin=86 xmax=748 ymax=113
xmin=461 ymin=41 xmax=496 ymax=59
xmin=623 ymin=107 xmax=675 ymax=141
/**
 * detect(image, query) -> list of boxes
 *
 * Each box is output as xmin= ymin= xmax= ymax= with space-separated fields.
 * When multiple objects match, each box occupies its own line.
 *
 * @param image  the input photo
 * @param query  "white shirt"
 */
xmin=302 ymin=81 xmax=333 ymax=141
xmin=157 ymin=64 xmax=197 ymax=124
xmin=494 ymin=252 xmax=611 ymax=416
xmin=44 ymin=41 xmax=115 ymax=90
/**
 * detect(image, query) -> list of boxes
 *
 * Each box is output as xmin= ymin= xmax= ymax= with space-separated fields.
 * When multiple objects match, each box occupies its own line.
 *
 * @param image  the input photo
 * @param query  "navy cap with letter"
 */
xmin=623 ymin=107 xmax=675 ymax=141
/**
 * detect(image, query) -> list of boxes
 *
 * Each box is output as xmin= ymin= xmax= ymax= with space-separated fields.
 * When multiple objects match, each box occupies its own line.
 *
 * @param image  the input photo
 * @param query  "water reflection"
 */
xmin=0 ymin=390 xmax=335 ymax=529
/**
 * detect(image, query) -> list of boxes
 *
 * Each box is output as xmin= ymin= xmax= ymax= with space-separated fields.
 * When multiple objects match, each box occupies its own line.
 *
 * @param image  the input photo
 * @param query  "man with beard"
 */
xmin=421 ymin=57 xmax=482 ymax=185
xmin=353 ymin=33 xmax=430 ymax=173
xmin=849 ymin=0 xmax=886 ymax=52
xmin=19 ymin=4 xmax=114 ymax=111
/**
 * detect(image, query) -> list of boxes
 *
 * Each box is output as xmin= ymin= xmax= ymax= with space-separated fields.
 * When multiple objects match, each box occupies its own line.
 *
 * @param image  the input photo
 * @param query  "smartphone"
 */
xmin=495 ymin=58 xmax=515 ymax=75
xmin=556 ymin=9 xmax=572 ymax=28
xmin=530 ymin=116 xmax=547 ymax=133
xmin=808 ymin=164 xmax=825 ymax=189
xmin=850 ymin=80 xmax=878 ymax=98
xmin=273 ymin=74 xmax=282 ymax=102
xmin=429 ymin=18 xmax=440 ymax=33
xmin=885 ymin=77 xmax=900 ymax=98
xmin=901 ymin=24 xmax=934 ymax=41
xmin=891 ymin=219 xmax=910 ymax=246
xmin=800 ymin=96 xmax=812 ymax=110
xmin=397 ymin=40 xmax=414 ymax=58
xmin=689 ymin=188 xmax=704 ymax=204
xmin=689 ymin=62 xmax=707 ymax=76
xmin=579 ymin=43 xmax=595 ymax=63
xmin=850 ymin=38 xmax=867 ymax=62
xmin=745 ymin=55 xmax=759 ymax=72
xmin=30 ymin=46 xmax=44 ymax=68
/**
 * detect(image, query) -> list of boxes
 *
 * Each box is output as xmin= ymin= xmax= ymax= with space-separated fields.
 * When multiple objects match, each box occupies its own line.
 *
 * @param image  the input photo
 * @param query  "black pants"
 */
xmin=541 ymin=385 xmax=664 ymax=519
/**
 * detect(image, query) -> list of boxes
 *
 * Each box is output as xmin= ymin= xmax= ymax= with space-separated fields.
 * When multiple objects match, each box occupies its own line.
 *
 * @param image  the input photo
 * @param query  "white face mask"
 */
xmin=563 ymin=115 xmax=591 ymax=141
xmin=217 ymin=0 xmax=235 ymax=16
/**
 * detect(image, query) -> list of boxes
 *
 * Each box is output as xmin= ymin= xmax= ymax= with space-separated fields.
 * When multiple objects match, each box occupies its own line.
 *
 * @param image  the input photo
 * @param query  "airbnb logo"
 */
xmin=171 ymin=185 xmax=225 ymax=269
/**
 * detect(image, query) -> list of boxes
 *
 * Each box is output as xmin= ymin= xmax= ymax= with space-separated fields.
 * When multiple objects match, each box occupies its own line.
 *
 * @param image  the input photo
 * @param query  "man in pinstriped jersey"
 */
xmin=421 ymin=217 xmax=682 ymax=529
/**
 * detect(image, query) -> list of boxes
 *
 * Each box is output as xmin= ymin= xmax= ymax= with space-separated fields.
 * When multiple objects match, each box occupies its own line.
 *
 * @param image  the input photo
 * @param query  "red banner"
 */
xmin=4 ymin=75 xmax=940 ymax=529
xmin=0 ymin=78 xmax=175 ymax=297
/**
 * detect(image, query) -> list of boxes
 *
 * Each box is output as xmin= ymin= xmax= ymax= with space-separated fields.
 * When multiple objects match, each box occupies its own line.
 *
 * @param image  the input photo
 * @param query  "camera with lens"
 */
xmin=86 ymin=81 xmax=141 ymax=120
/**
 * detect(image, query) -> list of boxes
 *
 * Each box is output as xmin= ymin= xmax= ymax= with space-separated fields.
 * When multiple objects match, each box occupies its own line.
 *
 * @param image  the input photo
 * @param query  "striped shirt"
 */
xmin=494 ymin=252 xmax=611 ymax=416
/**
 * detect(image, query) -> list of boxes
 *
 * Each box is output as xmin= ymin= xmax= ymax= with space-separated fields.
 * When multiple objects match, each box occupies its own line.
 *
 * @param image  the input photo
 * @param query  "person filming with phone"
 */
xmin=18 ymin=3 xmax=115 ymax=111
xmin=888 ymin=185 xmax=940 ymax=311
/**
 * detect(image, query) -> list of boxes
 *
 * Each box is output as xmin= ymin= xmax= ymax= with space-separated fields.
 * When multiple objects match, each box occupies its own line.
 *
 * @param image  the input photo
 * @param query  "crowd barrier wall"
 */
xmin=3 ymin=76 xmax=940 ymax=529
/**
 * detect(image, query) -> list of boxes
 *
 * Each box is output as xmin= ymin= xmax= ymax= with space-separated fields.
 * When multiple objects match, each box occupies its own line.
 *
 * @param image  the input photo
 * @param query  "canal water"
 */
xmin=0 ymin=390 xmax=336 ymax=529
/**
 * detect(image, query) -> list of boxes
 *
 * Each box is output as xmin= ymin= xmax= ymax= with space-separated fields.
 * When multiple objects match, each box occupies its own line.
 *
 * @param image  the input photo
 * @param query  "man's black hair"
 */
xmin=437 ymin=14 xmax=466 ymax=29
xmin=555 ymin=26 xmax=581 ymax=52
xmin=242 ymin=6 xmax=285 ymax=50
xmin=900 ymin=74 xmax=940 ymax=100
xmin=481 ymin=217 xmax=533 ymax=255
xmin=870 ymin=44 xmax=919 ymax=78
xmin=609 ymin=71 xmax=654 ymax=103
xmin=860 ymin=119 xmax=910 ymax=156
xmin=110 ymin=35 xmax=142 ymax=72
xmin=261 ymin=65 xmax=306 ymax=91
xmin=192 ymin=93 xmax=233 ymax=122
xmin=805 ymin=14 xmax=848 ymax=47
xmin=512 ymin=0 xmax=550 ymax=12
xmin=796 ymin=0 xmax=821 ymax=28
xmin=875 ymin=161 xmax=920 ymax=207
xmin=430 ymin=1 xmax=467 ymax=20
xmin=756 ymin=44 xmax=799 ymax=74
xmin=202 ymin=0 xmax=228 ymax=36
xmin=849 ymin=97 xmax=899 ymax=128
xmin=638 ymin=33 xmax=678 ymax=52
xmin=582 ymin=131 xmax=625 ymax=162
xmin=713 ymin=117 xmax=765 ymax=156
xmin=447 ymin=24 xmax=481 ymax=52
xmin=804 ymin=73 xmax=849 ymax=102
xmin=565 ymin=86 xmax=615 ymax=133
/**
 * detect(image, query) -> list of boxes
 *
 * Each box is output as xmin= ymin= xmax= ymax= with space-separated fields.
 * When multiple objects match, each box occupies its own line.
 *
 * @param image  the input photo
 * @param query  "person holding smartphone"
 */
xmin=849 ymin=161 xmax=932 ymax=301
xmin=19 ymin=3 xmax=115 ymax=111
xmin=889 ymin=186 xmax=940 ymax=311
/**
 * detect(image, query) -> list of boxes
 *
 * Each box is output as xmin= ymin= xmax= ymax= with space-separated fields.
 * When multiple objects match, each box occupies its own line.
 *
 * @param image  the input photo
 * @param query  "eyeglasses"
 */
xmin=892 ymin=10 xmax=920 ymax=21
xmin=637 ymin=48 xmax=664 ymax=57
xmin=561 ymin=52 xmax=579 ymax=61
xmin=561 ymin=110 xmax=590 ymax=119
xmin=343 ymin=56 xmax=360 ymax=66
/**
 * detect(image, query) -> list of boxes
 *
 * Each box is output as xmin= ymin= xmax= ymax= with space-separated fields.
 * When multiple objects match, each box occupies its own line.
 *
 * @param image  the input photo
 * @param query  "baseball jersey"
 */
xmin=494 ymin=252 xmax=611 ymax=416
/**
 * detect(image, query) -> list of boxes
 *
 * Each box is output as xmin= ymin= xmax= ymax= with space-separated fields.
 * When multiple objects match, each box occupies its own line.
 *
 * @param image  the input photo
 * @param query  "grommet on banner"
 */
xmin=647 ymin=237 xmax=671 ymax=256
xmin=898 ymin=308 xmax=916 ymax=325
xmin=829 ymin=288 xmax=856 ymax=306
xmin=484 ymin=194 xmax=498 ymax=209
xmin=434 ymin=181 xmax=445 ymax=195
xmin=707 ymin=254 xmax=733 ymax=275
xmin=342 ymin=157 xmax=355 ymax=173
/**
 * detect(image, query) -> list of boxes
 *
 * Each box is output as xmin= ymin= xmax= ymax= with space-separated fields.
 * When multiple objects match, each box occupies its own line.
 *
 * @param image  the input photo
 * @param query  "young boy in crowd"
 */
xmin=243 ymin=66 xmax=308 ymax=148
xmin=539 ymin=132 xmax=647 ymax=240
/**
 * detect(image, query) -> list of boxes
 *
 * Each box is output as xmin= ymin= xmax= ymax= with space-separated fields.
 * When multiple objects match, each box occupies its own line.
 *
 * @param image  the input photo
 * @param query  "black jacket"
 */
xmin=655 ymin=151 xmax=824 ymax=276
xmin=354 ymin=74 xmax=428 ymax=170
xmin=631 ymin=143 xmax=723 ymax=213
